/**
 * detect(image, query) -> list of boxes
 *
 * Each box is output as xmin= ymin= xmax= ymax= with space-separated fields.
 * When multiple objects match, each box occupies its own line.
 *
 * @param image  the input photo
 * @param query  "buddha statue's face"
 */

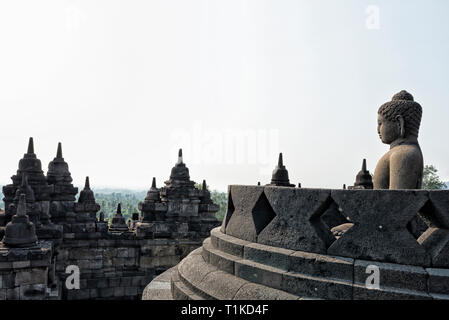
xmin=377 ymin=114 xmax=400 ymax=144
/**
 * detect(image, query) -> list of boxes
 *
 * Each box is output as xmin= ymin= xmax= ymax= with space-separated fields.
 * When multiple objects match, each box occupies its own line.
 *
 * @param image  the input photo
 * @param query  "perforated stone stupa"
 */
xmin=136 ymin=149 xmax=220 ymax=239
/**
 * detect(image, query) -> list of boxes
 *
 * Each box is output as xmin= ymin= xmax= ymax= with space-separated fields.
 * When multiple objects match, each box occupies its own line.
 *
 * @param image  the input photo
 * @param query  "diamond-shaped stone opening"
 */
xmin=407 ymin=200 xmax=445 ymax=245
xmin=251 ymin=191 xmax=276 ymax=235
xmin=223 ymin=191 xmax=235 ymax=229
xmin=316 ymin=199 xmax=353 ymax=241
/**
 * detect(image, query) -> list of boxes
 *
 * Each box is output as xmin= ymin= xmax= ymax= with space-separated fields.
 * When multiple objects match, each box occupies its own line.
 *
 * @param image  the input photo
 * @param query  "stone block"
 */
xmin=427 ymin=268 xmax=449 ymax=295
xmin=288 ymin=250 xmax=354 ymax=281
xmin=31 ymin=259 xmax=51 ymax=268
xmin=217 ymin=234 xmax=249 ymax=258
xmin=140 ymin=256 xmax=180 ymax=269
xmin=70 ymin=248 xmax=102 ymax=260
xmin=244 ymin=243 xmax=294 ymax=271
xmin=6 ymin=287 xmax=19 ymax=299
xmin=354 ymin=260 xmax=428 ymax=292
xmin=55 ymin=250 xmax=68 ymax=262
xmin=109 ymin=277 xmax=121 ymax=287
xmin=282 ymin=271 xmax=353 ymax=299
xmin=121 ymin=277 xmax=132 ymax=287
xmin=116 ymin=248 xmax=129 ymax=258
xmin=86 ymin=278 xmax=100 ymax=289
xmin=112 ymin=258 xmax=125 ymax=267
xmin=19 ymin=284 xmax=47 ymax=300
xmin=177 ymin=250 xmax=217 ymax=287
xmin=125 ymin=286 xmax=138 ymax=296
xmin=225 ymin=186 xmax=265 ymax=242
xmin=1 ymin=273 xmax=15 ymax=288
xmin=235 ymin=260 xmax=283 ymax=290
xmin=234 ymin=283 xmax=299 ymax=300
xmin=198 ymin=270 xmax=248 ymax=300
xmin=114 ymin=286 xmax=125 ymax=297
xmin=64 ymin=233 xmax=75 ymax=239
xmin=90 ymin=288 xmax=99 ymax=299
xmin=352 ymin=284 xmax=431 ymax=300
xmin=66 ymin=289 xmax=90 ymax=300
xmin=328 ymin=190 xmax=430 ymax=266
xmin=127 ymin=248 xmax=137 ymax=258
xmin=89 ymin=260 xmax=103 ymax=270
xmin=258 ymin=188 xmax=334 ymax=254
xmin=0 ymin=262 xmax=13 ymax=270
xmin=103 ymin=258 xmax=113 ymax=268
xmin=203 ymin=239 xmax=239 ymax=275
xmin=99 ymin=287 xmax=114 ymax=298
xmin=15 ymin=268 xmax=47 ymax=286
xmin=12 ymin=260 xmax=31 ymax=269
xmin=210 ymin=228 xmax=220 ymax=248
xmin=201 ymin=239 xmax=211 ymax=263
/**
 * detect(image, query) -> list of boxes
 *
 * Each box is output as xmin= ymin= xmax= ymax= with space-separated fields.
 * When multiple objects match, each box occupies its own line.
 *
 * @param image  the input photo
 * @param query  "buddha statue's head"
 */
xmin=377 ymin=90 xmax=422 ymax=145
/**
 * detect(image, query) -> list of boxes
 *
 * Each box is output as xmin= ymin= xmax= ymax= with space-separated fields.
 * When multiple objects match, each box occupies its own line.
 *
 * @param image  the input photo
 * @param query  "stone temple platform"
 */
xmin=144 ymin=185 xmax=449 ymax=300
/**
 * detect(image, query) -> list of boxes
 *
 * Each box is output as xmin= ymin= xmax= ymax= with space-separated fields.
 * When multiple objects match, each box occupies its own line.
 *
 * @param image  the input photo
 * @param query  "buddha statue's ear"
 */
xmin=396 ymin=115 xmax=405 ymax=138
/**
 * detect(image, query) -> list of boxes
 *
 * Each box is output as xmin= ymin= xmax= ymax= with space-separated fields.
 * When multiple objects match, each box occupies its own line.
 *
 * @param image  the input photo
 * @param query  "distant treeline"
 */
xmin=92 ymin=186 xmax=227 ymax=223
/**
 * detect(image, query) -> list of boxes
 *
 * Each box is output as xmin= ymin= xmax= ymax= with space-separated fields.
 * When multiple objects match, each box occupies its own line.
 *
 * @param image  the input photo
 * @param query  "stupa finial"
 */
xmin=56 ymin=142 xmax=63 ymax=158
xmin=27 ymin=137 xmax=34 ymax=154
xmin=152 ymin=177 xmax=156 ymax=188
xmin=177 ymin=148 xmax=183 ymax=164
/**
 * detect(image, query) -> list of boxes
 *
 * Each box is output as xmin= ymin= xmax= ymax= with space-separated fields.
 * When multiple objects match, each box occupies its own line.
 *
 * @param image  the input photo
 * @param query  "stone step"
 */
xmin=207 ymin=228 xmax=437 ymax=299
xmin=171 ymin=276 xmax=204 ymax=300
xmin=176 ymin=246 xmax=300 ymax=300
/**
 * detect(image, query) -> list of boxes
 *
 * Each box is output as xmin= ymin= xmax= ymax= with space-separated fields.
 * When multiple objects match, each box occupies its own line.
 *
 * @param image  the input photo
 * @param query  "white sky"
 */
xmin=1 ymin=0 xmax=448 ymax=192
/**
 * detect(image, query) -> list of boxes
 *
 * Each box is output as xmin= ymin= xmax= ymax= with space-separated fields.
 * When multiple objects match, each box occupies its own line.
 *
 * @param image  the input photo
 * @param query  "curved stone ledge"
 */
xmin=144 ymin=227 xmax=449 ymax=300
xmin=221 ymin=186 xmax=449 ymax=268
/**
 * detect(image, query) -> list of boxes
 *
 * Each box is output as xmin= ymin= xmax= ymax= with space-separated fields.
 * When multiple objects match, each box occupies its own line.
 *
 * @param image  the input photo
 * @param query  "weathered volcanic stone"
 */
xmin=257 ymin=187 xmax=334 ymax=254
xmin=328 ymin=189 xmax=430 ymax=266
xmin=267 ymin=153 xmax=295 ymax=187
xmin=426 ymin=268 xmax=449 ymax=295
xmin=233 ymin=283 xmax=298 ymax=300
xmin=349 ymin=159 xmax=373 ymax=189
xmin=288 ymin=250 xmax=354 ymax=281
xmin=225 ymin=186 xmax=264 ymax=242
xmin=220 ymin=186 xmax=235 ymax=233
xmin=3 ymin=194 xmax=38 ymax=248
xmin=109 ymin=204 xmax=130 ymax=233
xmin=354 ymin=260 xmax=428 ymax=293
xmin=419 ymin=190 xmax=449 ymax=267
xmin=281 ymin=271 xmax=353 ymax=300
xmin=243 ymin=243 xmax=294 ymax=271
xmin=373 ymin=90 xmax=424 ymax=190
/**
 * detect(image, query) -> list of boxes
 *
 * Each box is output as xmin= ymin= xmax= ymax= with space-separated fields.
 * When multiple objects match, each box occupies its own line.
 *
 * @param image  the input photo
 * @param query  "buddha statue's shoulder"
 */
xmin=390 ymin=143 xmax=423 ymax=162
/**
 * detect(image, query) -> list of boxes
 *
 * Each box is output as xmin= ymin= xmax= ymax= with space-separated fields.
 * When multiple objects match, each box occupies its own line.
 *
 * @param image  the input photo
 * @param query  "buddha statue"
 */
xmin=373 ymin=90 xmax=423 ymax=189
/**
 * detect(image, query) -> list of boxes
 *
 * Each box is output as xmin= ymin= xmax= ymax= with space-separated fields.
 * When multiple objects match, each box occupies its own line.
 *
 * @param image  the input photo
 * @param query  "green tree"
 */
xmin=422 ymin=165 xmax=446 ymax=190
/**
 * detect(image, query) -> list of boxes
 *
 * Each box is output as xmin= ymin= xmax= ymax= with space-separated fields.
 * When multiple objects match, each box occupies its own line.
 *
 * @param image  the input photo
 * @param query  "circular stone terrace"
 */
xmin=143 ymin=185 xmax=449 ymax=300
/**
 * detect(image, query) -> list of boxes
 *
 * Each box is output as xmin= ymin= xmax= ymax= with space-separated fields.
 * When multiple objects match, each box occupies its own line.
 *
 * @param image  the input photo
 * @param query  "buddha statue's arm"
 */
xmin=389 ymin=147 xmax=423 ymax=189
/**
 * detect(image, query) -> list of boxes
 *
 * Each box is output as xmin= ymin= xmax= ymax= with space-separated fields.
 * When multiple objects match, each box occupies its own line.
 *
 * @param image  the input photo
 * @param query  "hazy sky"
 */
xmin=1 ymin=0 xmax=448 ymax=192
